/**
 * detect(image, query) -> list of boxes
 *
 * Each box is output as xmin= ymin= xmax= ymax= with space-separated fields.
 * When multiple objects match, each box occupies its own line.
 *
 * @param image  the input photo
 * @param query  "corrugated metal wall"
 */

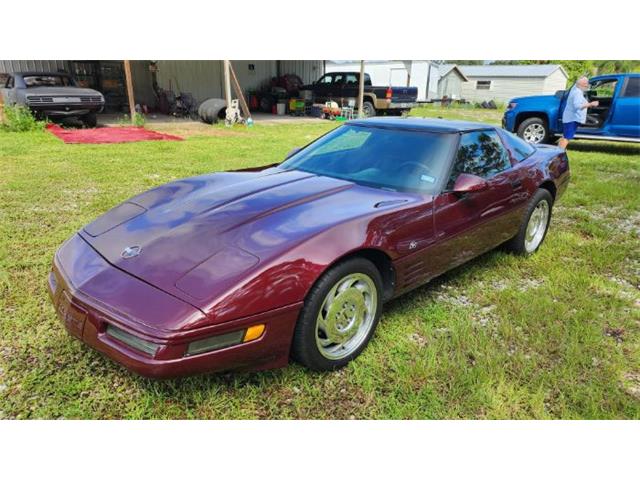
xmin=0 ymin=60 xmax=70 ymax=74
xmin=279 ymin=60 xmax=324 ymax=84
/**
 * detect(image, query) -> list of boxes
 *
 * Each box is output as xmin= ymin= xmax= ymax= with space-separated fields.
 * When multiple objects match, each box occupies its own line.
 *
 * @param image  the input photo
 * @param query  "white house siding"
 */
xmin=460 ymin=76 xmax=548 ymax=103
xmin=438 ymin=72 xmax=465 ymax=99
xmin=326 ymin=61 xmax=438 ymax=101
xmin=543 ymin=68 xmax=569 ymax=93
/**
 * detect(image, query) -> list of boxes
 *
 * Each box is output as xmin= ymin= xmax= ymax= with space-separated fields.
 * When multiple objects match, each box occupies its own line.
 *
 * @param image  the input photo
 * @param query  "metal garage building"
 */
xmin=0 ymin=60 xmax=325 ymax=112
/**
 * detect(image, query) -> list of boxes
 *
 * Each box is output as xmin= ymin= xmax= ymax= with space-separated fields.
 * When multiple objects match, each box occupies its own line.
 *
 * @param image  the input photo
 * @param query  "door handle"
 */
xmin=510 ymin=179 xmax=522 ymax=189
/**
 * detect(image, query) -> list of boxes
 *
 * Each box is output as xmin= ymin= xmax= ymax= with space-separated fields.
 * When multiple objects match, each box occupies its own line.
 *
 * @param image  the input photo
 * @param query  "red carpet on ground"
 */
xmin=46 ymin=124 xmax=183 ymax=144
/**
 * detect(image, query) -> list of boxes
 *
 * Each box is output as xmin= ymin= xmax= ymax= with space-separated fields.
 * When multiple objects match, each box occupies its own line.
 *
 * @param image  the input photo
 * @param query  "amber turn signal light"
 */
xmin=243 ymin=324 xmax=265 ymax=342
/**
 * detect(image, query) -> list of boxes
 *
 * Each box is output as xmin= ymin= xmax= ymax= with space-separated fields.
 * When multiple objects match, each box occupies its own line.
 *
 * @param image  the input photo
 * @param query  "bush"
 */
xmin=1 ymin=104 xmax=47 ymax=132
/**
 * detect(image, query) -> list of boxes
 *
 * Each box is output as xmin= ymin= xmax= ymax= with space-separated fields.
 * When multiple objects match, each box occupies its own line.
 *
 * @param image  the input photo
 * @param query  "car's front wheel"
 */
xmin=82 ymin=112 xmax=97 ymax=128
xmin=505 ymin=188 xmax=553 ymax=255
xmin=517 ymin=117 xmax=549 ymax=144
xmin=291 ymin=258 xmax=383 ymax=371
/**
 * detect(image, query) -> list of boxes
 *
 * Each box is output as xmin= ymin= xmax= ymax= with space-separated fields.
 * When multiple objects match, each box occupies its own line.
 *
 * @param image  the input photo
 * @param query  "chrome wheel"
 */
xmin=315 ymin=273 xmax=378 ymax=360
xmin=524 ymin=200 xmax=550 ymax=253
xmin=523 ymin=123 xmax=546 ymax=144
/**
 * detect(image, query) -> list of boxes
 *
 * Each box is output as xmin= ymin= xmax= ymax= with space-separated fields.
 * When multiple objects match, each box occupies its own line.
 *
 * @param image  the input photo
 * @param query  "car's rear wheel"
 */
xmin=505 ymin=188 xmax=553 ymax=255
xmin=517 ymin=117 xmax=549 ymax=144
xmin=291 ymin=258 xmax=383 ymax=371
xmin=362 ymin=101 xmax=376 ymax=118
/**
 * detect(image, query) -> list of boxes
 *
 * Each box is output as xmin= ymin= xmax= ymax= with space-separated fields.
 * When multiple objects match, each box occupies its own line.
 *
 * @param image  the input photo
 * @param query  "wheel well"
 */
xmin=539 ymin=180 xmax=557 ymax=201
xmin=516 ymin=112 xmax=549 ymax=130
xmin=335 ymin=249 xmax=396 ymax=302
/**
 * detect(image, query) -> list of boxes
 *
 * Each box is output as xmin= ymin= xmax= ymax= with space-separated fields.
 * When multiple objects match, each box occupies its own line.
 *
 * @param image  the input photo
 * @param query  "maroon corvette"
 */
xmin=48 ymin=118 xmax=569 ymax=377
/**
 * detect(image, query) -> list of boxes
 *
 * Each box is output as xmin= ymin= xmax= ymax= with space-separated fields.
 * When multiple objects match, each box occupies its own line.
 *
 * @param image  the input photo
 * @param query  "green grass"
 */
xmin=1 ymin=112 xmax=639 ymax=419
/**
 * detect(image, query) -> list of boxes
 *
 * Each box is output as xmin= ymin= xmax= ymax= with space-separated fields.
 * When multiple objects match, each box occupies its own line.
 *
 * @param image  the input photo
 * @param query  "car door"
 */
xmin=608 ymin=76 xmax=640 ymax=138
xmin=341 ymin=73 xmax=360 ymax=105
xmin=578 ymin=77 xmax=619 ymax=133
xmin=427 ymin=129 xmax=521 ymax=276
xmin=313 ymin=73 xmax=334 ymax=104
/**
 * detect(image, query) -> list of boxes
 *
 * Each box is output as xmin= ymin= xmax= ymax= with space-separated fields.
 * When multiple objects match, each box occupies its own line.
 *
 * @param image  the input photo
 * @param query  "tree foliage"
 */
xmin=489 ymin=60 xmax=640 ymax=82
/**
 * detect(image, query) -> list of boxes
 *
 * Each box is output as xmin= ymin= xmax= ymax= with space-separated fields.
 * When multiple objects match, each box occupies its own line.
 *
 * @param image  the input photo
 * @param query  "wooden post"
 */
xmin=228 ymin=61 xmax=252 ymax=123
xmin=358 ymin=60 xmax=365 ymax=118
xmin=0 ymin=90 xmax=4 ymax=124
xmin=123 ymin=60 xmax=136 ymax=124
xmin=425 ymin=62 xmax=432 ymax=101
xmin=223 ymin=60 xmax=232 ymax=124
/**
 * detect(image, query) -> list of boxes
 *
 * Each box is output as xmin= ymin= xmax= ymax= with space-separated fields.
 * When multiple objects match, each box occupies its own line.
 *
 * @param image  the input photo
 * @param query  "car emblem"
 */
xmin=409 ymin=240 xmax=418 ymax=250
xmin=121 ymin=245 xmax=142 ymax=259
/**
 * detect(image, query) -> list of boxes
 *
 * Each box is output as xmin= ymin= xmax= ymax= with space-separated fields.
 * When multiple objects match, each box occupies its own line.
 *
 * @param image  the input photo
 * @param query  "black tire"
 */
xmin=504 ymin=188 xmax=553 ymax=255
xmin=291 ymin=257 xmax=383 ymax=371
xmin=362 ymin=101 xmax=376 ymax=118
xmin=82 ymin=112 xmax=97 ymax=128
xmin=516 ymin=116 xmax=549 ymax=144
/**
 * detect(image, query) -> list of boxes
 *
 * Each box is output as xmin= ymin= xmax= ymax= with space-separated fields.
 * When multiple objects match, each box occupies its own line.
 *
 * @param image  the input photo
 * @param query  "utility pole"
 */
xmin=123 ymin=60 xmax=136 ymax=124
xmin=358 ymin=60 xmax=365 ymax=118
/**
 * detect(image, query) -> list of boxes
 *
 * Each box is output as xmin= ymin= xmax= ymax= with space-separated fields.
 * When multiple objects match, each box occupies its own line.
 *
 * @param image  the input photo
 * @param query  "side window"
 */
xmin=500 ymin=130 xmax=535 ymax=162
xmin=318 ymin=74 xmax=333 ymax=84
xmin=448 ymin=130 xmax=511 ymax=188
xmin=5 ymin=76 xmax=14 ymax=88
xmin=589 ymin=78 xmax=617 ymax=98
xmin=344 ymin=74 xmax=359 ymax=85
xmin=622 ymin=77 xmax=640 ymax=97
xmin=333 ymin=74 xmax=344 ymax=85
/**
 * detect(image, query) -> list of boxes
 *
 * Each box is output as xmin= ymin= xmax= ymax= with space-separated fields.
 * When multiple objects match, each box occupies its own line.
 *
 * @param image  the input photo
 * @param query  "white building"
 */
xmin=441 ymin=64 xmax=569 ymax=103
xmin=326 ymin=61 xmax=439 ymax=101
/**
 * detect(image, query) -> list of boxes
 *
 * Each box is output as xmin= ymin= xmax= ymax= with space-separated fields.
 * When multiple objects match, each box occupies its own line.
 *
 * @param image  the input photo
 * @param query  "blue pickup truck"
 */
xmin=503 ymin=73 xmax=639 ymax=144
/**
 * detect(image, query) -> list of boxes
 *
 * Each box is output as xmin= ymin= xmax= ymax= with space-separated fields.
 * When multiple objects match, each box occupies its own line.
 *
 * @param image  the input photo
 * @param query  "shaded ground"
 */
xmin=0 ymin=109 xmax=638 ymax=419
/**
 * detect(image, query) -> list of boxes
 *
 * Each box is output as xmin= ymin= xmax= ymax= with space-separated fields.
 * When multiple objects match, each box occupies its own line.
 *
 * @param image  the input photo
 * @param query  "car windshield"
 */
xmin=23 ymin=75 xmax=74 ymax=87
xmin=280 ymin=125 xmax=457 ymax=194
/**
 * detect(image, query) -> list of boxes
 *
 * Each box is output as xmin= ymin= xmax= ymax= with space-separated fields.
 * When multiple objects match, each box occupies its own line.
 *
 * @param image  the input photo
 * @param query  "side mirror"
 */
xmin=284 ymin=147 xmax=301 ymax=160
xmin=452 ymin=173 xmax=488 ymax=194
xmin=554 ymin=90 xmax=565 ymax=99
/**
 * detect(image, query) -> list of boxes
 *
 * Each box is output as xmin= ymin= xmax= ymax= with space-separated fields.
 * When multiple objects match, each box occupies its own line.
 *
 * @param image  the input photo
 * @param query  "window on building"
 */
xmin=476 ymin=80 xmax=492 ymax=90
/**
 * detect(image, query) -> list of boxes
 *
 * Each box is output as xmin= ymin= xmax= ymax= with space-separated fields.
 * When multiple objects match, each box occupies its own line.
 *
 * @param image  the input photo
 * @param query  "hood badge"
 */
xmin=121 ymin=245 xmax=142 ymax=259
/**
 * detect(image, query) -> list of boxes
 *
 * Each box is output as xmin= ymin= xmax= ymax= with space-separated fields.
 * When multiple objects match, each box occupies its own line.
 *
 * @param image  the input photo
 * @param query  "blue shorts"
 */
xmin=562 ymin=121 xmax=579 ymax=139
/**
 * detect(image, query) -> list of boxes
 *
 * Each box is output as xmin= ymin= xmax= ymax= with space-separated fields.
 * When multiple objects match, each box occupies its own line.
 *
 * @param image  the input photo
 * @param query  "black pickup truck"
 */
xmin=303 ymin=72 xmax=418 ymax=117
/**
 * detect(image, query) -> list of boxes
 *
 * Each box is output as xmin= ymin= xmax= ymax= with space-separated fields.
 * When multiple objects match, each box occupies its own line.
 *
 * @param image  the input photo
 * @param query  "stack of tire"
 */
xmin=198 ymin=98 xmax=227 ymax=124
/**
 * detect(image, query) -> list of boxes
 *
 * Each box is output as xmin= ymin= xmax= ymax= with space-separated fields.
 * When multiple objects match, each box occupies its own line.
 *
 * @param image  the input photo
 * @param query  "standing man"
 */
xmin=559 ymin=76 xmax=599 ymax=149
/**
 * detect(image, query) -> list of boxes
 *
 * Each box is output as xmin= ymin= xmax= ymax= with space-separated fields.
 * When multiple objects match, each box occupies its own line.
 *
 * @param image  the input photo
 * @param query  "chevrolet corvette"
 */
xmin=48 ymin=118 xmax=570 ymax=377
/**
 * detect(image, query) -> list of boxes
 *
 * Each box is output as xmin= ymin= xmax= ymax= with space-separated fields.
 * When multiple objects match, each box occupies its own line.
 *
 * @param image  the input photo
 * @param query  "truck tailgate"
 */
xmin=391 ymin=86 xmax=418 ymax=103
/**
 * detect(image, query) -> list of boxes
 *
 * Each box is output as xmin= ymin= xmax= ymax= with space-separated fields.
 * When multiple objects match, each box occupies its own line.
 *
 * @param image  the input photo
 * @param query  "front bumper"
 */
xmin=48 ymin=234 xmax=301 ymax=378
xmin=28 ymin=104 xmax=104 ymax=117
xmin=502 ymin=109 xmax=516 ymax=131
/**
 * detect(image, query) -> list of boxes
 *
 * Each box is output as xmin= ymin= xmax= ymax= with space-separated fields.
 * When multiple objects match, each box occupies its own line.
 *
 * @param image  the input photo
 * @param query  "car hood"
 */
xmin=510 ymin=94 xmax=558 ymax=106
xmin=79 ymin=168 xmax=410 ymax=309
xmin=24 ymin=86 xmax=103 ymax=97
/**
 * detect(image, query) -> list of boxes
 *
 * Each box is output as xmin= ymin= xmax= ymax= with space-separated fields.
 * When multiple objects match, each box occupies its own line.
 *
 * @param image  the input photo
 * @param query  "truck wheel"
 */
xmin=82 ymin=112 xmax=97 ymax=128
xmin=517 ymin=117 xmax=549 ymax=144
xmin=362 ymin=101 xmax=376 ymax=118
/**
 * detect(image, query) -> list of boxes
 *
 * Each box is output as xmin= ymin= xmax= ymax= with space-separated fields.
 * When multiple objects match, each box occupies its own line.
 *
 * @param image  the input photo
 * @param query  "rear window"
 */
xmin=500 ymin=130 xmax=536 ymax=161
xmin=23 ymin=75 xmax=74 ymax=87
